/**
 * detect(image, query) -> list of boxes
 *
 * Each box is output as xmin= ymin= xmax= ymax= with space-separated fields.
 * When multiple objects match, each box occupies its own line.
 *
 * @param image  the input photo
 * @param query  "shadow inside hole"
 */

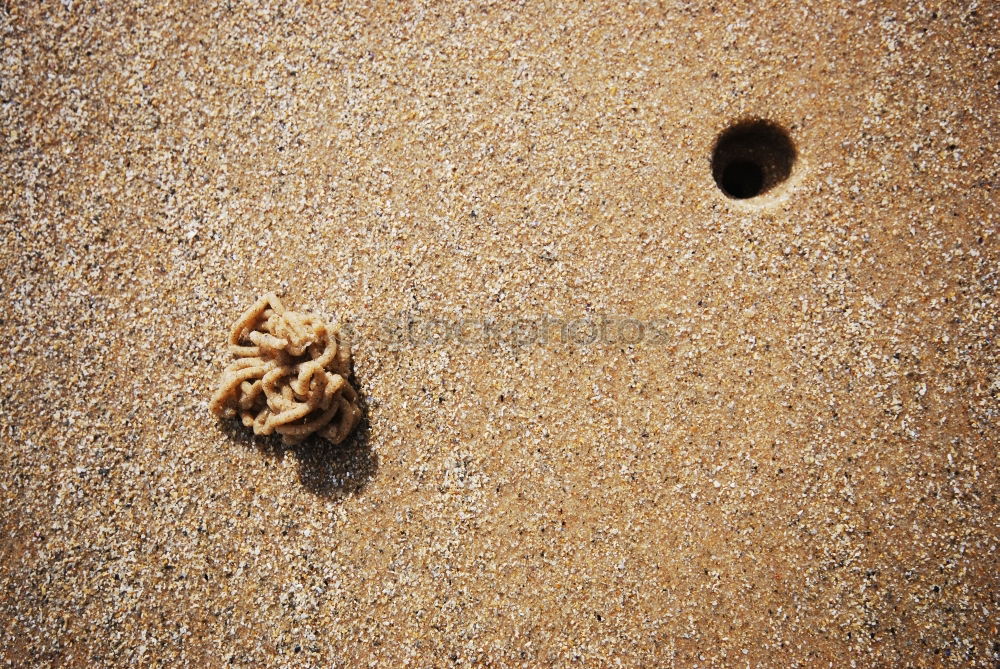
xmin=712 ymin=119 xmax=796 ymax=199
xmin=721 ymin=160 xmax=765 ymax=199
xmin=215 ymin=379 xmax=376 ymax=501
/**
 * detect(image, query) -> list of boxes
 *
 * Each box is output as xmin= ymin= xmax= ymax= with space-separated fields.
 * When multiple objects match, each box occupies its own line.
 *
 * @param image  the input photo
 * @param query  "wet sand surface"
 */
xmin=1 ymin=1 xmax=998 ymax=666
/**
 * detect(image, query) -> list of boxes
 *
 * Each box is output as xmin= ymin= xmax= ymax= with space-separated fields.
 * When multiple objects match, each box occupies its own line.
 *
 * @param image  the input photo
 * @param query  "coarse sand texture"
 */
xmin=1 ymin=1 xmax=998 ymax=667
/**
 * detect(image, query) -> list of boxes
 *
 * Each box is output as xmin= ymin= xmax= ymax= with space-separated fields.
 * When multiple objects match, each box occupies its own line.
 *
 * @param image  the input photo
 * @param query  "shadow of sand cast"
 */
xmin=216 ymin=384 xmax=376 ymax=501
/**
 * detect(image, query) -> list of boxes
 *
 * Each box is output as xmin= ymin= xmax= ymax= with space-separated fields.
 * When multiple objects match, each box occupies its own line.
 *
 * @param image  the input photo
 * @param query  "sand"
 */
xmin=1 ymin=1 xmax=998 ymax=666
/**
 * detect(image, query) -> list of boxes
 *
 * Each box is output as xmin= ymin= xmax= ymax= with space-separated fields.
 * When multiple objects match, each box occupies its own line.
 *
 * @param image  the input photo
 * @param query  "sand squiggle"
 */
xmin=210 ymin=293 xmax=361 ymax=445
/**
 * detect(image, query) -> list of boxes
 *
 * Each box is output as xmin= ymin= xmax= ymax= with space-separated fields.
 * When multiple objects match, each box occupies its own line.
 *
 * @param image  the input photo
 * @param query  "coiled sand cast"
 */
xmin=209 ymin=293 xmax=361 ymax=445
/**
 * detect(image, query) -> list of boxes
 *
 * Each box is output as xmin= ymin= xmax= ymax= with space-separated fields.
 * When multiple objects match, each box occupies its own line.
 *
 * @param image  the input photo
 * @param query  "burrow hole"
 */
xmin=712 ymin=120 xmax=797 ymax=200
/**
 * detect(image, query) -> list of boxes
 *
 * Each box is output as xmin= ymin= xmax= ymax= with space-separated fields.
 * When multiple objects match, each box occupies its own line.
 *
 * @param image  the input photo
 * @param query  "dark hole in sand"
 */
xmin=712 ymin=119 xmax=796 ymax=199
